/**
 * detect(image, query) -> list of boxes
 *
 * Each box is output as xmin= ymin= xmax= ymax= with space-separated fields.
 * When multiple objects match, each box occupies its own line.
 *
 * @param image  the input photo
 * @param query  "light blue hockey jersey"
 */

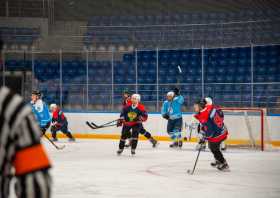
xmin=32 ymin=99 xmax=51 ymax=127
xmin=161 ymin=95 xmax=184 ymax=119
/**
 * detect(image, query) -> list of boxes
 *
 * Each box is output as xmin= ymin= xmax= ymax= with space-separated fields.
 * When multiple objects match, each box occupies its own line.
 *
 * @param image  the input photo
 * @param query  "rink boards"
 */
xmin=44 ymin=111 xmax=280 ymax=146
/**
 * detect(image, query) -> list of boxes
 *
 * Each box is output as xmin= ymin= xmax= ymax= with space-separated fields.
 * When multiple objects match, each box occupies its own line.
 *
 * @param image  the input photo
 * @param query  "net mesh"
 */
xmin=222 ymin=108 xmax=278 ymax=151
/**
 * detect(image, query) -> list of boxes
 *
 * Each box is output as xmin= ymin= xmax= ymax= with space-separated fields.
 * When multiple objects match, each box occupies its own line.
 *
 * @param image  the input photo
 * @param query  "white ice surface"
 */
xmin=9 ymin=139 xmax=280 ymax=198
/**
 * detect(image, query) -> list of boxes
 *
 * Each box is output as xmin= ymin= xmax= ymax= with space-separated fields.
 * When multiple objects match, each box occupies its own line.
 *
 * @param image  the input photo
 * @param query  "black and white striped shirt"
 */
xmin=0 ymin=86 xmax=51 ymax=198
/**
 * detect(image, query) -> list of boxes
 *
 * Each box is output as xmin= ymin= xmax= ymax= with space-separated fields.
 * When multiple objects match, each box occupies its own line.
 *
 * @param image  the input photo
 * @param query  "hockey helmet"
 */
xmin=205 ymin=97 xmax=212 ymax=105
xmin=167 ymin=92 xmax=174 ymax=97
xmin=131 ymin=94 xmax=141 ymax=102
xmin=31 ymin=90 xmax=41 ymax=97
xmin=123 ymin=89 xmax=132 ymax=95
xmin=194 ymin=98 xmax=206 ymax=109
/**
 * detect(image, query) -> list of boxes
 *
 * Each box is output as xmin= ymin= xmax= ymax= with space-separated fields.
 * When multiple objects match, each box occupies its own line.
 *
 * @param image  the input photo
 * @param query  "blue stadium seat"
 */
xmin=70 ymin=61 xmax=80 ymax=69
xmin=47 ymin=85 xmax=56 ymax=92
xmin=160 ymin=61 xmax=169 ymax=69
xmin=227 ymin=68 xmax=236 ymax=76
xmin=49 ymin=61 xmax=59 ymax=69
xmin=242 ymin=95 xmax=251 ymax=107
xmin=190 ymin=53 xmax=199 ymax=60
xmin=209 ymin=60 xmax=218 ymax=69
xmin=165 ymin=77 xmax=175 ymax=84
xmin=18 ymin=60 xmax=28 ymax=71
xmin=141 ymin=61 xmax=150 ymax=69
xmin=117 ymin=69 xmax=127 ymax=77
xmin=207 ymin=69 xmax=216 ymax=76
xmin=197 ymin=68 xmax=206 ymax=76
xmin=99 ymin=96 xmax=110 ymax=106
xmin=181 ymin=53 xmax=190 ymax=60
xmin=217 ymin=69 xmax=226 ymax=76
xmin=171 ymin=53 xmax=180 ymax=61
xmin=73 ymin=76 xmax=84 ymax=84
xmin=39 ymin=60 xmax=49 ymax=69
xmin=238 ymin=59 xmax=247 ymax=68
xmin=148 ymin=69 xmax=157 ymax=77
xmin=115 ymin=77 xmax=125 ymax=84
xmin=6 ymin=60 xmax=17 ymax=71
xmin=268 ymin=50 xmax=278 ymax=58
xmin=229 ymin=52 xmax=239 ymax=59
xmin=167 ymin=68 xmax=177 ymax=76
xmin=69 ymin=85 xmax=80 ymax=93
xmin=215 ymin=76 xmax=225 ymax=83
xmin=170 ymin=60 xmax=179 ymax=69
xmin=145 ymin=77 xmax=155 ymax=84
xmin=105 ymin=77 xmax=112 ymax=84
xmin=214 ymin=85 xmax=223 ymax=94
xmin=256 ymin=76 xmax=265 ymax=83
xmin=187 ymin=68 xmax=197 ymax=76
xmin=219 ymin=52 xmax=229 ymax=60
xmin=128 ymin=69 xmax=136 ymax=76
xmin=101 ymin=61 xmax=110 ymax=69
xmin=205 ymin=76 xmax=215 ymax=84
xmin=107 ymin=69 xmax=117 ymax=77
xmin=221 ymin=95 xmax=232 ymax=107
xmin=80 ymin=61 xmax=90 ymax=69
xmin=138 ymin=69 xmax=147 ymax=77
xmin=67 ymin=68 xmax=77 ymax=77
xmin=268 ymin=59 xmax=278 ymax=67
xmin=236 ymin=68 xmax=246 ymax=76
xmin=96 ymin=69 xmax=107 ymax=77
xmin=120 ymin=61 xmax=130 ymax=69
xmin=210 ymin=53 xmax=219 ymax=60
xmin=91 ymin=61 xmax=100 ymax=69
xmin=228 ymin=60 xmax=238 ymax=68
xmin=258 ymin=59 xmax=268 ymax=67
xmin=45 ymin=68 xmax=55 ymax=77
xmin=63 ymin=76 xmax=73 ymax=84
xmin=218 ymin=60 xmax=228 ymax=68
xmin=179 ymin=60 xmax=189 ymax=68
xmin=125 ymin=77 xmax=135 ymax=84
xmin=162 ymin=53 xmax=171 ymax=61
xmin=137 ymin=77 xmax=145 ymax=84
xmin=246 ymin=68 xmax=257 ymax=76
xmin=131 ymin=61 xmax=141 ymax=68
xmin=123 ymin=54 xmax=132 ymax=61
xmin=77 ymin=69 xmax=86 ymax=76
xmin=113 ymin=85 xmax=123 ymax=96
xmin=35 ymin=68 xmax=45 ymax=79
xmin=90 ymin=85 xmax=101 ymax=95
xmin=94 ymin=77 xmax=105 ymax=84
xmin=45 ymin=93 xmax=56 ymax=104
xmin=239 ymin=52 xmax=248 ymax=59
xmin=189 ymin=60 xmax=198 ymax=68
xmin=257 ymin=67 xmax=267 ymax=76
xmin=195 ymin=76 xmax=202 ymax=83
xmin=88 ymin=69 xmax=96 ymax=77
xmin=56 ymin=68 xmax=66 ymax=77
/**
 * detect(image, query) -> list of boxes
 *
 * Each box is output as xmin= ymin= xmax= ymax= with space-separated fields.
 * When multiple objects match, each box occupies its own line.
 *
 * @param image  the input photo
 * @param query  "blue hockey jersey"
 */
xmin=195 ymin=105 xmax=228 ymax=144
xmin=32 ymin=99 xmax=51 ymax=127
xmin=161 ymin=95 xmax=184 ymax=119
xmin=120 ymin=103 xmax=148 ymax=127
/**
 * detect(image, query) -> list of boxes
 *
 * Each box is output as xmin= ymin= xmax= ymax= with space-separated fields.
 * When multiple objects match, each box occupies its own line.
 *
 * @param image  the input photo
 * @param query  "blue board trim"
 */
xmin=60 ymin=111 xmax=280 ymax=117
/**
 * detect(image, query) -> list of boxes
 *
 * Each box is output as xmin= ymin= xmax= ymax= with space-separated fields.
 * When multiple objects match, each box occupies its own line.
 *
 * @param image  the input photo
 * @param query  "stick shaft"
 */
xmin=188 ymin=123 xmax=194 ymax=141
xmin=168 ymin=66 xmax=181 ymax=114
xmin=191 ymin=147 xmax=202 ymax=174
xmin=44 ymin=134 xmax=59 ymax=149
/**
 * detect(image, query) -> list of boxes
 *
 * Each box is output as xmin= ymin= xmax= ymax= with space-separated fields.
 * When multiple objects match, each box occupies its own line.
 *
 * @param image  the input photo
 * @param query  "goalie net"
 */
xmin=221 ymin=108 xmax=278 ymax=151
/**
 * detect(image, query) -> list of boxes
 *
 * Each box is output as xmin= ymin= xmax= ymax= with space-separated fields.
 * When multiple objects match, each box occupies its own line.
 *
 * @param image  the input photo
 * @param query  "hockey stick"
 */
xmin=168 ymin=66 xmax=182 ymax=114
xmin=186 ymin=123 xmax=194 ymax=141
xmin=187 ymin=146 xmax=202 ymax=175
xmin=44 ymin=134 xmax=65 ymax=150
xmin=90 ymin=119 xmax=120 ymax=128
xmin=86 ymin=121 xmax=95 ymax=129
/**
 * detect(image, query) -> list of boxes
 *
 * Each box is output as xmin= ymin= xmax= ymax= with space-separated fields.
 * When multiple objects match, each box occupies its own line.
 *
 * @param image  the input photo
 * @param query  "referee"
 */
xmin=0 ymin=39 xmax=52 ymax=197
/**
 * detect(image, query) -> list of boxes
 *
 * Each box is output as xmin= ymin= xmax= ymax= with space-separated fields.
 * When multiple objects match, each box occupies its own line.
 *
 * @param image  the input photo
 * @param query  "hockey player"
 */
xmin=189 ymin=97 xmax=227 ymax=151
xmin=31 ymin=90 xmax=52 ymax=137
xmin=123 ymin=89 xmax=159 ymax=148
xmin=117 ymin=94 xmax=148 ymax=156
xmin=49 ymin=103 xmax=75 ymax=141
xmin=161 ymin=87 xmax=184 ymax=148
xmin=193 ymin=98 xmax=230 ymax=171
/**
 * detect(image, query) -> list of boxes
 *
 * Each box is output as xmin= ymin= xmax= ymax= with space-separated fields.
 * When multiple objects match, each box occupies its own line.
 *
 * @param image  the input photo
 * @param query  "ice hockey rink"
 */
xmin=10 ymin=138 xmax=280 ymax=198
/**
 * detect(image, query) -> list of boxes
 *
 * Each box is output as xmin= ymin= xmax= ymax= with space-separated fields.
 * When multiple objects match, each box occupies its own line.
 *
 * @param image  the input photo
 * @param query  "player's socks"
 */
xmin=173 ymin=129 xmax=182 ymax=141
xmin=131 ymin=138 xmax=138 ymax=149
xmin=168 ymin=132 xmax=177 ymax=142
xmin=119 ymin=138 xmax=126 ymax=149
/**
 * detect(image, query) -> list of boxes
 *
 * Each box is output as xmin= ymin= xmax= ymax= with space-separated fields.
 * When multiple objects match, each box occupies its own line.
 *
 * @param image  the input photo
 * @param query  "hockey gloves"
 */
xmin=133 ymin=115 xmax=143 ymax=122
xmin=52 ymin=117 xmax=55 ymax=123
xmin=173 ymin=87 xmax=180 ymax=95
xmin=163 ymin=113 xmax=170 ymax=120
xmin=50 ymin=125 xmax=57 ymax=132
xmin=116 ymin=119 xmax=123 ymax=127
xmin=199 ymin=137 xmax=206 ymax=145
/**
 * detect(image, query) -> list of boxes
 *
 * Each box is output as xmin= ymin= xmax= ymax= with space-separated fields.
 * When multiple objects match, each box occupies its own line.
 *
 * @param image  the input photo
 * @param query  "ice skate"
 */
xmin=211 ymin=159 xmax=221 ymax=168
xmin=131 ymin=149 xmax=135 ymax=156
xmin=169 ymin=142 xmax=178 ymax=148
xmin=117 ymin=149 xmax=123 ymax=156
xmin=124 ymin=140 xmax=132 ymax=148
xmin=50 ymin=137 xmax=58 ymax=142
xmin=178 ymin=141 xmax=183 ymax=149
xmin=149 ymin=138 xmax=160 ymax=148
xmin=68 ymin=137 xmax=75 ymax=141
xmin=217 ymin=162 xmax=231 ymax=172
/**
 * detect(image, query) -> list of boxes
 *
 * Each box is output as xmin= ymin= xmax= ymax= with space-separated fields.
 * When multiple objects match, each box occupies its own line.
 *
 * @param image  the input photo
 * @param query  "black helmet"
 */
xmin=31 ymin=90 xmax=41 ymax=97
xmin=194 ymin=98 xmax=206 ymax=109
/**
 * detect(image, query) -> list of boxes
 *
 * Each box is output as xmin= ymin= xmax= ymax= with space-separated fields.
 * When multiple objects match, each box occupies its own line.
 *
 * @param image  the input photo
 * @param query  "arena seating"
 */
xmin=3 ymin=44 xmax=279 ymax=108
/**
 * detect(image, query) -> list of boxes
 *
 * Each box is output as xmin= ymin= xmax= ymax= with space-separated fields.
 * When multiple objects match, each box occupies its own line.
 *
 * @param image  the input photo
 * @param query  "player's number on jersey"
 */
xmin=214 ymin=113 xmax=223 ymax=127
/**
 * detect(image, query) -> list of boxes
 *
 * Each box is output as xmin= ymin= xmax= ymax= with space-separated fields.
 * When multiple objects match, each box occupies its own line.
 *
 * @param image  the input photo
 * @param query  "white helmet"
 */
xmin=167 ymin=92 xmax=174 ymax=97
xmin=50 ymin=103 xmax=57 ymax=109
xmin=205 ymin=97 xmax=212 ymax=105
xmin=131 ymin=94 xmax=141 ymax=102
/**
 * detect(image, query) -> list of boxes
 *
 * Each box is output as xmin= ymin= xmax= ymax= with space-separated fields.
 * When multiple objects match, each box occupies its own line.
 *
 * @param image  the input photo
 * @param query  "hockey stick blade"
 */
xmin=187 ymin=170 xmax=193 ymax=175
xmin=91 ymin=122 xmax=99 ymax=128
xmin=57 ymin=145 xmax=65 ymax=150
xmin=86 ymin=121 xmax=96 ymax=129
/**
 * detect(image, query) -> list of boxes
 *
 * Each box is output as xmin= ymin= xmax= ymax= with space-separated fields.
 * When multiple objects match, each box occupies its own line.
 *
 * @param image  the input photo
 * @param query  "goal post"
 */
xmin=221 ymin=108 xmax=278 ymax=151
